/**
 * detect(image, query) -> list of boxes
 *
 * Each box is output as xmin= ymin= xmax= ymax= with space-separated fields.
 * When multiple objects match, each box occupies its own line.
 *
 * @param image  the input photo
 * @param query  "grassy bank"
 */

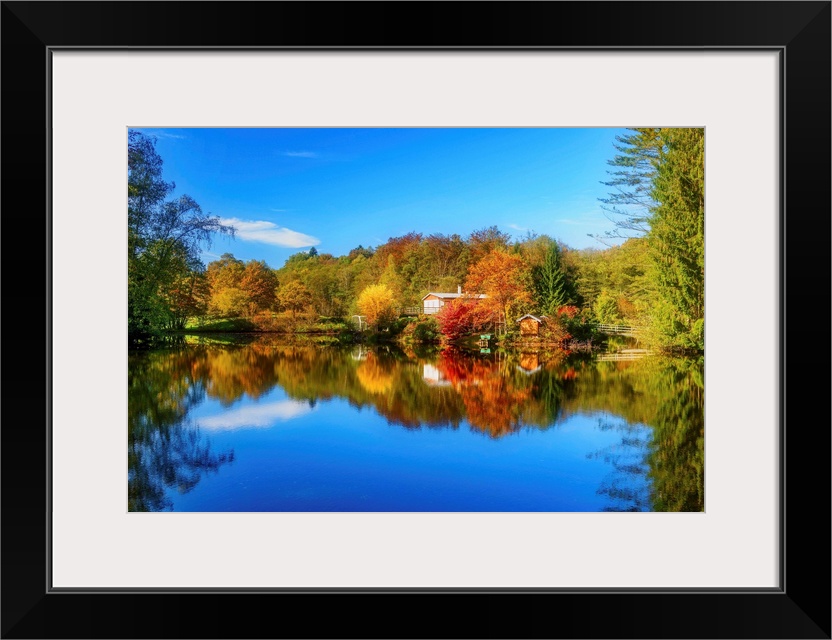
xmin=184 ymin=314 xmax=353 ymax=334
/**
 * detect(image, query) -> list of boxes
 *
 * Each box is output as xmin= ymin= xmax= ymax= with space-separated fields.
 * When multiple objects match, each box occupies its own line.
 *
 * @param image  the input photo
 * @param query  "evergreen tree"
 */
xmin=596 ymin=128 xmax=664 ymax=242
xmin=533 ymin=241 xmax=576 ymax=314
xmin=647 ymin=128 xmax=705 ymax=351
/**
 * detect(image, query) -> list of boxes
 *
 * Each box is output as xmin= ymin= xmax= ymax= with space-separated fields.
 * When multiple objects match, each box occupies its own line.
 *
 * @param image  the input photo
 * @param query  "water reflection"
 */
xmin=128 ymin=349 xmax=235 ymax=511
xmin=197 ymin=399 xmax=313 ymax=430
xmin=128 ymin=339 xmax=703 ymax=512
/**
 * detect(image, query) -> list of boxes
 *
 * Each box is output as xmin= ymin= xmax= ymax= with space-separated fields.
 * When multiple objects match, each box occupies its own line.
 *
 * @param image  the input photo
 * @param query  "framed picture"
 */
xmin=3 ymin=1 xmax=829 ymax=638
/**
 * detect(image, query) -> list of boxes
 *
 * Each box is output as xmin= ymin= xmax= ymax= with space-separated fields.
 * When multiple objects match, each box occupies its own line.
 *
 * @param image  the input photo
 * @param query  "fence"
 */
xmin=594 ymin=323 xmax=642 ymax=336
xmin=400 ymin=306 xmax=436 ymax=316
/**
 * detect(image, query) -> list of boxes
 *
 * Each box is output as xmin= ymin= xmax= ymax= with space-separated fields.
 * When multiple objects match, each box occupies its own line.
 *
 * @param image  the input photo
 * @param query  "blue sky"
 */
xmin=133 ymin=127 xmax=632 ymax=269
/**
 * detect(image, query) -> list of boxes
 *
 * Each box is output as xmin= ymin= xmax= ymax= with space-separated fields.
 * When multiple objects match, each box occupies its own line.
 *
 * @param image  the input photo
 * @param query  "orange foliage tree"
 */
xmin=240 ymin=260 xmax=277 ymax=315
xmin=206 ymin=253 xmax=277 ymax=317
xmin=467 ymin=225 xmax=511 ymax=263
xmin=276 ymin=280 xmax=313 ymax=319
xmin=464 ymin=248 xmax=533 ymax=327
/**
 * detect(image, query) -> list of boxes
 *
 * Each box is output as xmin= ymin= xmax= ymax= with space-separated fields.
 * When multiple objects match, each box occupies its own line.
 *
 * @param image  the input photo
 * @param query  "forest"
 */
xmin=128 ymin=128 xmax=704 ymax=353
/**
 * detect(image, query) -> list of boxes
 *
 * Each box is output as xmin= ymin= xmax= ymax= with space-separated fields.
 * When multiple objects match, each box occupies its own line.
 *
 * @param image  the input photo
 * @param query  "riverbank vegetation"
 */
xmin=129 ymin=129 xmax=703 ymax=354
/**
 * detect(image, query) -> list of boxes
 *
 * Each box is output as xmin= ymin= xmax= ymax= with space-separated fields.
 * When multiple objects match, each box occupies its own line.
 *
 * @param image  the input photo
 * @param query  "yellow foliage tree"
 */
xmin=356 ymin=283 xmax=397 ymax=330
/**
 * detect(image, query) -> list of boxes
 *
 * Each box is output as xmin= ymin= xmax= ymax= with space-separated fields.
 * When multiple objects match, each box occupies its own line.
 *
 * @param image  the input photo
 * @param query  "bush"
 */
xmin=388 ymin=317 xmax=410 ymax=336
xmin=311 ymin=320 xmax=351 ymax=333
xmin=184 ymin=316 xmax=257 ymax=332
xmin=435 ymin=298 xmax=484 ymax=341
xmin=558 ymin=306 xmax=598 ymax=342
xmin=538 ymin=317 xmax=570 ymax=345
xmin=412 ymin=317 xmax=440 ymax=342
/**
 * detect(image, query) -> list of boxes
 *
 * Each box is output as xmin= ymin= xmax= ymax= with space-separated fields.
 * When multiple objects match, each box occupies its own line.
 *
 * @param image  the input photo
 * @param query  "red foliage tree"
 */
xmin=557 ymin=305 xmax=580 ymax=319
xmin=435 ymin=297 xmax=482 ymax=341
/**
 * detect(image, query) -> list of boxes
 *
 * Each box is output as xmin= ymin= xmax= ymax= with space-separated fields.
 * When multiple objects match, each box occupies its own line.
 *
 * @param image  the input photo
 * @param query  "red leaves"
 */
xmin=435 ymin=297 xmax=481 ymax=341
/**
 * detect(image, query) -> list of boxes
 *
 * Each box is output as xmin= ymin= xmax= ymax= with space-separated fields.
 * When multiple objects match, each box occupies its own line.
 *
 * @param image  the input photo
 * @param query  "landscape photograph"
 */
xmin=128 ymin=127 xmax=704 ymax=513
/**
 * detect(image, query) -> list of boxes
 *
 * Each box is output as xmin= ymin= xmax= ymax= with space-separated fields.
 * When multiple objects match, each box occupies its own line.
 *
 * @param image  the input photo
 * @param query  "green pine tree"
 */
xmin=533 ymin=242 xmax=575 ymax=315
xmin=646 ymin=128 xmax=705 ymax=351
xmin=596 ymin=128 xmax=664 ymax=242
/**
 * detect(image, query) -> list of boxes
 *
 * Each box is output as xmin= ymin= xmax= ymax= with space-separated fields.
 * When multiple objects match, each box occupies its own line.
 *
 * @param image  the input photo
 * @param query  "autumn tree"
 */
xmin=435 ymin=297 xmax=482 ymax=341
xmin=569 ymin=238 xmax=650 ymax=324
xmin=304 ymin=261 xmax=347 ymax=317
xmin=240 ymin=259 xmax=277 ymax=315
xmin=423 ymin=233 xmax=469 ymax=291
xmin=356 ymin=283 xmax=397 ymax=330
xmin=373 ymin=233 xmax=425 ymax=306
xmin=153 ymin=242 xmax=211 ymax=330
xmin=206 ymin=254 xmax=276 ymax=317
xmin=464 ymin=248 xmax=533 ymax=329
xmin=128 ymin=131 xmax=234 ymax=340
xmin=467 ymin=225 xmax=511 ymax=263
xmin=347 ymin=245 xmax=374 ymax=260
xmin=514 ymin=232 xmax=551 ymax=270
xmin=276 ymin=280 xmax=313 ymax=318
xmin=206 ymin=254 xmax=246 ymax=317
xmin=374 ymin=232 xmax=423 ymax=267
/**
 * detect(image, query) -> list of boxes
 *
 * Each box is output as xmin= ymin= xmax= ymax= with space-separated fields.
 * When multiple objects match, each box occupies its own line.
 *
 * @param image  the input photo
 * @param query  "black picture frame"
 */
xmin=2 ymin=2 xmax=829 ymax=638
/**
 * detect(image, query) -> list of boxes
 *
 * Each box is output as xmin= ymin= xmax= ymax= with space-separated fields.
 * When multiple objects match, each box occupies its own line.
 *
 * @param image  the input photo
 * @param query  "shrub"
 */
xmin=558 ymin=307 xmax=598 ymax=342
xmin=539 ymin=316 xmax=571 ymax=346
xmin=435 ymin=298 xmax=483 ymax=341
xmin=412 ymin=317 xmax=440 ymax=343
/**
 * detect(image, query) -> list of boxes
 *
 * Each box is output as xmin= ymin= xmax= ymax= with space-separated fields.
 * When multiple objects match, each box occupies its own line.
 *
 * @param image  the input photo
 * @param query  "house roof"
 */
xmin=517 ymin=314 xmax=544 ymax=323
xmin=421 ymin=292 xmax=487 ymax=300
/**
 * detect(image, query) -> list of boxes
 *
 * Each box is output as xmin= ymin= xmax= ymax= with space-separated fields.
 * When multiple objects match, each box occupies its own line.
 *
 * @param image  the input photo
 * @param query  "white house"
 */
xmin=420 ymin=285 xmax=487 ymax=314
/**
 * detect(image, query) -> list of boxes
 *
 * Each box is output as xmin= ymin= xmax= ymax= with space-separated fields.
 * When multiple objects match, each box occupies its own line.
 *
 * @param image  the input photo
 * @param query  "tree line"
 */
xmin=128 ymin=128 xmax=704 ymax=352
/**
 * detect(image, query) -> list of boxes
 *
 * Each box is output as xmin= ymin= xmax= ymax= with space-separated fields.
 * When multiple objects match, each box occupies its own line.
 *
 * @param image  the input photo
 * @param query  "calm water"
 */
xmin=128 ymin=337 xmax=703 ymax=512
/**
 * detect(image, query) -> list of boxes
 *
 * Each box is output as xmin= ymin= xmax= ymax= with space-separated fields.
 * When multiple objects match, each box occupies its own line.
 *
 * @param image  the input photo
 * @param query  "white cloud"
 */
xmin=143 ymin=130 xmax=186 ymax=139
xmin=220 ymin=218 xmax=320 ymax=248
xmin=284 ymin=150 xmax=318 ymax=158
xmin=197 ymin=400 xmax=314 ymax=431
xmin=507 ymin=224 xmax=527 ymax=231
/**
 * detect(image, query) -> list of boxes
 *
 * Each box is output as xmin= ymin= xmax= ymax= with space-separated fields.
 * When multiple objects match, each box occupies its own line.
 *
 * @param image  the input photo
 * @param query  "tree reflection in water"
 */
xmin=129 ymin=338 xmax=703 ymax=512
xmin=129 ymin=421 xmax=234 ymax=512
xmin=128 ymin=348 xmax=236 ymax=511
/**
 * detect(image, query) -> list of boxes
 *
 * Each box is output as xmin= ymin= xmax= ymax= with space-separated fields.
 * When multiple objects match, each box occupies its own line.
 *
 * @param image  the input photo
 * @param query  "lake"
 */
xmin=128 ymin=337 xmax=703 ymax=512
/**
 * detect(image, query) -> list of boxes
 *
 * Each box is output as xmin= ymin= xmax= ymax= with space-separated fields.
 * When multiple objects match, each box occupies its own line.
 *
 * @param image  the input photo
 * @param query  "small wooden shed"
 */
xmin=517 ymin=314 xmax=544 ymax=337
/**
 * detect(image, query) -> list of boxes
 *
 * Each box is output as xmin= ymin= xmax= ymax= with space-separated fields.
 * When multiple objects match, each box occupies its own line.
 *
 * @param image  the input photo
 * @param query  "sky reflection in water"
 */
xmin=128 ymin=340 xmax=703 ymax=512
